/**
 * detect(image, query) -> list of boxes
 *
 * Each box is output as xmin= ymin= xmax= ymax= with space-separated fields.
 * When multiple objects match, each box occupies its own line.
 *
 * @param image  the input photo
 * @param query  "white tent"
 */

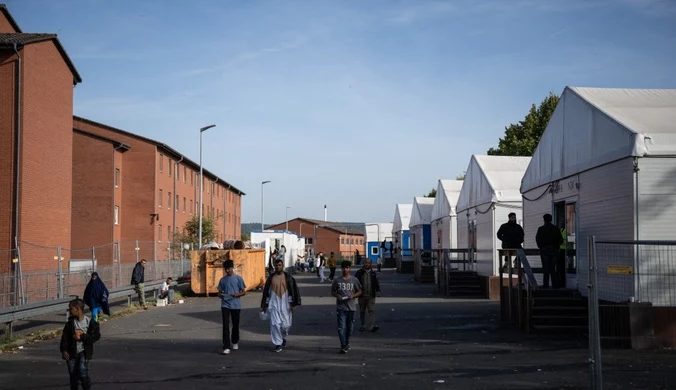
xmin=456 ymin=155 xmax=530 ymax=278
xmin=392 ymin=204 xmax=413 ymax=261
xmin=392 ymin=204 xmax=412 ymax=234
xmin=409 ymin=197 xmax=434 ymax=251
xmin=431 ymin=180 xmax=464 ymax=250
xmin=520 ymin=87 xmax=676 ymax=304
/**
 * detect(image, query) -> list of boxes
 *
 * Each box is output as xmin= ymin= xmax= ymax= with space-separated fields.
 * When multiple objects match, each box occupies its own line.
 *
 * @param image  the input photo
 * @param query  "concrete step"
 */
xmin=530 ymin=324 xmax=588 ymax=334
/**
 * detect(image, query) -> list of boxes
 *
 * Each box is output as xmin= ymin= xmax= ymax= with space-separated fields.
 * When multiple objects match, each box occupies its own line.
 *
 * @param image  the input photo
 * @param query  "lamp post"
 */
xmin=198 ymin=124 xmax=216 ymax=248
xmin=261 ymin=180 xmax=271 ymax=231
xmin=285 ymin=206 xmax=291 ymax=232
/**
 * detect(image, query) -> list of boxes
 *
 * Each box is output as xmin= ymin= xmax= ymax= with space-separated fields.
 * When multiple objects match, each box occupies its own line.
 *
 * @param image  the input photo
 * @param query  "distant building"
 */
xmin=265 ymin=218 xmax=364 ymax=258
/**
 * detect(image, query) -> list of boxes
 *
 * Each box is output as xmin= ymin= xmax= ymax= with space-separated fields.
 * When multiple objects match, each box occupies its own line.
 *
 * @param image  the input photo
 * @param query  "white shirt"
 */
xmin=161 ymin=281 xmax=169 ymax=292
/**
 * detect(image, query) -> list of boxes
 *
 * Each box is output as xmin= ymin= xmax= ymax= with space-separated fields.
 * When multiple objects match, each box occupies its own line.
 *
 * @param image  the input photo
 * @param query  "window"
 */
xmin=175 ymin=195 xmax=179 ymax=211
xmin=306 ymin=238 xmax=313 ymax=245
xmin=115 ymin=169 xmax=120 ymax=188
xmin=183 ymin=197 xmax=186 ymax=213
xmin=176 ymin=163 xmax=180 ymax=181
xmin=159 ymin=190 xmax=163 ymax=207
xmin=114 ymin=205 xmax=119 ymax=225
xmin=168 ymin=159 xmax=172 ymax=176
xmin=190 ymin=200 xmax=193 ymax=214
xmin=158 ymin=224 xmax=162 ymax=241
xmin=371 ymin=246 xmax=379 ymax=255
xmin=341 ymin=238 xmax=344 ymax=245
xmin=183 ymin=167 xmax=187 ymax=183
xmin=168 ymin=192 xmax=172 ymax=209
xmin=159 ymin=154 xmax=164 ymax=172
xmin=168 ymin=226 xmax=171 ymax=242
xmin=190 ymin=171 xmax=194 ymax=186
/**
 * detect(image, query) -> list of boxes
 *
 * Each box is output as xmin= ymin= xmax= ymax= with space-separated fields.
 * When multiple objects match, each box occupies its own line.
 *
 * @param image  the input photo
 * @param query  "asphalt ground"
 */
xmin=1 ymin=269 xmax=674 ymax=390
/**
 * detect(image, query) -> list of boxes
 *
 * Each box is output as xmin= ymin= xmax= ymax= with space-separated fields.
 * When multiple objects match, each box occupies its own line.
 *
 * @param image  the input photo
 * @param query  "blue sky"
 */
xmin=6 ymin=0 xmax=676 ymax=225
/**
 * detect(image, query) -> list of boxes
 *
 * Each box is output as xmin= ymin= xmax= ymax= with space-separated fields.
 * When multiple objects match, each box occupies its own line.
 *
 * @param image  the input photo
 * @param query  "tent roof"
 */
xmin=392 ymin=204 xmax=412 ymax=233
xmin=457 ymin=155 xmax=530 ymax=212
xmin=365 ymin=223 xmax=394 ymax=242
xmin=521 ymin=87 xmax=676 ymax=193
xmin=431 ymin=180 xmax=463 ymax=221
xmin=410 ymin=197 xmax=435 ymax=227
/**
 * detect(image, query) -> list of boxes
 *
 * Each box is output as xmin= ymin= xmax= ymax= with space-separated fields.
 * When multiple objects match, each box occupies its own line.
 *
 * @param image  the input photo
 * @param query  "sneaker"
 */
xmin=273 ymin=345 xmax=283 ymax=353
xmin=346 ymin=344 xmax=351 ymax=350
xmin=339 ymin=347 xmax=347 ymax=354
xmin=359 ymin=326 xmax=365 ymax=332
xmin=282 ymin=339 xmax=287 ymax=347
xmin=370 ymin=325 xmax=380 ymax=332
xmin=222 ymin=349 xmax=231 ymax=355
xmin=232 ymin=343 xmax=239 ymax=350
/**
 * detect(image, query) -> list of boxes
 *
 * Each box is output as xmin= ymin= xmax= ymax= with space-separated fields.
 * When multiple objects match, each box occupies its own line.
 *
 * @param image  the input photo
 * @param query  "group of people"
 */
xmin=497 ymin=212 xmax=568 ymax=289
xmin=218 ymin=256 xmax=381 ymax=356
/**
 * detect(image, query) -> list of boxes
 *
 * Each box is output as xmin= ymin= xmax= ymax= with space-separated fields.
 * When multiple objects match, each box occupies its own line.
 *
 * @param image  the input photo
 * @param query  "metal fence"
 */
xmin=1 ymin=239 xmax=191 ymax=308
xmin=588 ymin=237 xmax=676 ymax=389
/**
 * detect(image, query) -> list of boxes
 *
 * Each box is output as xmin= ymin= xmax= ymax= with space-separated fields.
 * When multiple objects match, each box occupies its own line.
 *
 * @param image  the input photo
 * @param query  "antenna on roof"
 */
xmin=324 ymin=205 xmax=327 ymax=222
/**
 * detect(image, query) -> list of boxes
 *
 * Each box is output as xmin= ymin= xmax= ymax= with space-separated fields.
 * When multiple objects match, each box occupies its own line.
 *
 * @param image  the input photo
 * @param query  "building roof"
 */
xmin=0 ymin=4 xmax=22 ymax=33
xmin=73 ymin=129 xmax=131 ymax=151
xmin=0 ymin=32 xmax=82 ymax=84
xmin=296 ymin=218 xmax=365 ymax=235
xmin=431 ymin=180 xmax=463 ymax=221
xmin=409 ymin=197 xmax=434 ymax=227
xmin=456 ymin=155 xmax=530 ymax=212
xmin=392 ymin=204 xmax=413 ymax=233
xmin=73 ymin=116 xmax=245 ymax=195
xmin=365 ymin=223 xmax=393 ymax=242
xmin=521 ymin=87 xmax=676 ymax=193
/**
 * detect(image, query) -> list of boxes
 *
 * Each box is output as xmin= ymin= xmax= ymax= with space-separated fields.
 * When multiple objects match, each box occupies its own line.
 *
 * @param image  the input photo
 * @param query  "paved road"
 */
xmin=1 ymin=270 xmax=674 ymax=389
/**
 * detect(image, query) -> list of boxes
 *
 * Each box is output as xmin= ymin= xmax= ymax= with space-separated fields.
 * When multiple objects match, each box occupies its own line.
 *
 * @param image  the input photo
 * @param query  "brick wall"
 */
xmin=19 ymin=41 xmax=73 ymax=272
xmin=71 ymin=131 xmax=114 ymax=266
xmin=0 ymin=51 xmax=16 ymax=273
xmin=0 ymin=9 xmax=19 ymax=33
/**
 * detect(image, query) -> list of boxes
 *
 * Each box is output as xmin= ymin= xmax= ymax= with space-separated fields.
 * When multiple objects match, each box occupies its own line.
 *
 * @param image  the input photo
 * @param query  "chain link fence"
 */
xmin=588 ymin=238 xmax=676 ymax=389
xmin=1 ymin=239 xmax=191 ymax=308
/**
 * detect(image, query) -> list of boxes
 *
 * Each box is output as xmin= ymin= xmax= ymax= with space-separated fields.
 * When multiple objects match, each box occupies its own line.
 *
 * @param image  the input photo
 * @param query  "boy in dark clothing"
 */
xmin=60 ymin=298 xmax=101 ymax=390
xmin=536 ymin=213 xmax=564 ymax=288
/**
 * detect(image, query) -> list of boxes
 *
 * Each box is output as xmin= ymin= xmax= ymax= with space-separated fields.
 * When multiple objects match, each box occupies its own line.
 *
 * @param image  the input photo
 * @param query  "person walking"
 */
xmin=536 ymin=214 xmax=564 ymax=289
xmin=355 ymin=259 xmax=380 ymax=332
xmin=318 ymin=254 xmax=327 ymax=283
xmin=261 ymin=259 xmax=301 ymax=352
xmin=130 ymin=259 xmax=147 ymax=310
xmin=83 ymin=272 xmax=109 ymax=322
xmin=328 ymin=252 xmax=337 ymax=281
xmin=496 ymin=213 xmax=524 ymax=270
xmin=332 ymin=261 xmax=362 ymax=354
xmin=60 ymin=298 xmax=101 ymax=390
xmin=218 ymin=260 xmax=246 ymax=355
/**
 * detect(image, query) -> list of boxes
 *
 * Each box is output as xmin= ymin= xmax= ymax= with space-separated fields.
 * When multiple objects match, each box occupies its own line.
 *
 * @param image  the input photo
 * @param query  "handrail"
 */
xmin=516 ymin=248 xmax=538 ymax=292
xmin=0 ymin=279 xmax=169 ymax=337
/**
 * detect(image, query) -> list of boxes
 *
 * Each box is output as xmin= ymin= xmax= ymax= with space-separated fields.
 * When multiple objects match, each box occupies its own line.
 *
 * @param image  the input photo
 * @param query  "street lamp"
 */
xmin=261 ymin=181 xmax=271 ymax=231
xmin=198 ymin=124 xmax=216 ymax=248
xmin=285 ymin=206 xmax=291 ymax=232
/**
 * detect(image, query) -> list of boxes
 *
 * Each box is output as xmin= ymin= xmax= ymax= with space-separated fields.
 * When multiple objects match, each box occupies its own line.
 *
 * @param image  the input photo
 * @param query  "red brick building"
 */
xmin=266 ymin=218 xmax=365 ymax=257
xmin=0 ymin=5 xmax=244 ymax=288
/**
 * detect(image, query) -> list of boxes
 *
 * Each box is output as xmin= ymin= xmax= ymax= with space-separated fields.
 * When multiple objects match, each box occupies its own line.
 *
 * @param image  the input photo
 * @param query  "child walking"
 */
xmin=60 ymin=298 xmax=101 ymax=390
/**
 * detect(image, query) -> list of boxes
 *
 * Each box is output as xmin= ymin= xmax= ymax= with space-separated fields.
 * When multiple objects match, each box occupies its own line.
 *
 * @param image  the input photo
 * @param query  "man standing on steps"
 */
xmin=261 ymin=259 xmax=301 ymax=352
xmin=496 ymin=212 xmax=524 ymax=269
xmin=130 ymin=259 xmax=147 ymax=310
xmin=218 ymin=260 xmax=246 ymax=355
xmin=332 ymin=261 xmax=362 ymax=354
xmin=536 ymin=214 xmax=564 ymax=289
xmin=355 ymin=259 xmax=380 ymax=332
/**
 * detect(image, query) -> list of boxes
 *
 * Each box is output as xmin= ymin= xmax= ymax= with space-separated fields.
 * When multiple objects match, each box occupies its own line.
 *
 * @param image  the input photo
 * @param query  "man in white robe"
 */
xmin=261 ymin=259 xmax=301 ymax=352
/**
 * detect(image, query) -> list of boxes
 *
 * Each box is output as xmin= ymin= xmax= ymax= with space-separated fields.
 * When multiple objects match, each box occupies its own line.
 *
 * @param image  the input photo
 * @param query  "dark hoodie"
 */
xmin=60 ymin=316 xmax=101 ymax=361
xmin=496 ymin=221 xmax=524 ymax=249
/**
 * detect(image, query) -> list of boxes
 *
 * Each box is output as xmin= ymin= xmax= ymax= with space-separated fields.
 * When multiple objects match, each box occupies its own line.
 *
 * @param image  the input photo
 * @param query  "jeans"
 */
xmin=135 ymin=283 xmax=146 ymax=306
xmin=221 ymin=308 xmax=241 ymax=349
xmin=67 ymin=352 xmax=90 ymax=390
xmin=160 ymin=290 xmax=175 ymax=302
xmin=337 ymin=310 xmax=355 ymax=347
xmin=541 ymin=253 xmax=558 ymax=288
xmin=91 ymin=307 xmax=101 ymax=322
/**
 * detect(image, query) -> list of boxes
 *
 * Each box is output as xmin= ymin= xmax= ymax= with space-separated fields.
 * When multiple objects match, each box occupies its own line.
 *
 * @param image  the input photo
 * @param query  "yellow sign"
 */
xmin=607 ymin=265 xmax=632 ymax=275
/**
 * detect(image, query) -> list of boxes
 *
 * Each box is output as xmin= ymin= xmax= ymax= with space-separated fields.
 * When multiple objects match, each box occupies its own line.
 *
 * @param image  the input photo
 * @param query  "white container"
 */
xmin=156 ymin=298 xmax=168 ymax=307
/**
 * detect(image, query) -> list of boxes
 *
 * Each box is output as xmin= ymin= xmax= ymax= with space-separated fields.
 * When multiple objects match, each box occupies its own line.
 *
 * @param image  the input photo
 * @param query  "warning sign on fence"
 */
xmin=607 ymin=265 xmax=633 ymax=275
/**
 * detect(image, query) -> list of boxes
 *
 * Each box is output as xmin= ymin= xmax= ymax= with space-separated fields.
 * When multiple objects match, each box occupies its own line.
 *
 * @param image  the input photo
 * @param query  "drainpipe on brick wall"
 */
xmin=173 ymin=156 xmax=183 ymax=260
xmin=12 ymin=43 xmax=23 ymax=305
xmin=225 ymin=184 xmax=230 ymax=240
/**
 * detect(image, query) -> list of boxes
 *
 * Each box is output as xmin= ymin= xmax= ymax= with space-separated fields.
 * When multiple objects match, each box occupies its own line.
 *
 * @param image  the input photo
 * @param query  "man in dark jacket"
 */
xmin=536 ymin=214 xmax=564 ymax=288
xmin=60 ymin=298 xmax=101 ymax=390
xmin=355 ymin=259 xmax=381 ymax=332
xmin=261 ymin=259 xmax=301 ymax=352
xmin=130 ymin=259 xmax=147 ymax=309
xmin=497 ymin=213 xmax=525 ymax=271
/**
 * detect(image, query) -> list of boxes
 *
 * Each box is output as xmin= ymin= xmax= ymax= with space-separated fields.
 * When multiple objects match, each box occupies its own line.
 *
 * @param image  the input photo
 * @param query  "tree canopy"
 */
xmin=487 ymin=92 xmax=560 ymax=156
xmin=426 ymin=188 xmax=436 ymax=198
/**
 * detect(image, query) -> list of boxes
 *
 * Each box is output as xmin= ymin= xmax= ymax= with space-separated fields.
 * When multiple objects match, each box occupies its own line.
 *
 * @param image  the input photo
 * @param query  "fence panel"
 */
xmin=590 ymin=239 xmax=676 ymax=389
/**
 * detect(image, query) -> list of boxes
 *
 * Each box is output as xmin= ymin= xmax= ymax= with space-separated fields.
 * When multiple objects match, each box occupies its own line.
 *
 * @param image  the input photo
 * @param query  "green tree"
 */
xmin=488 ymin=92 xmax=560 ymax=156
xmin=241 ymin=232 xmax=251 ymax=242
xmin=183 ymin=214 xmax=218 ymax=245
xmin=426 ymin=188 xmax=437 ymax=198
xmin=456 ymin=172 xmax=466 ymax=180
